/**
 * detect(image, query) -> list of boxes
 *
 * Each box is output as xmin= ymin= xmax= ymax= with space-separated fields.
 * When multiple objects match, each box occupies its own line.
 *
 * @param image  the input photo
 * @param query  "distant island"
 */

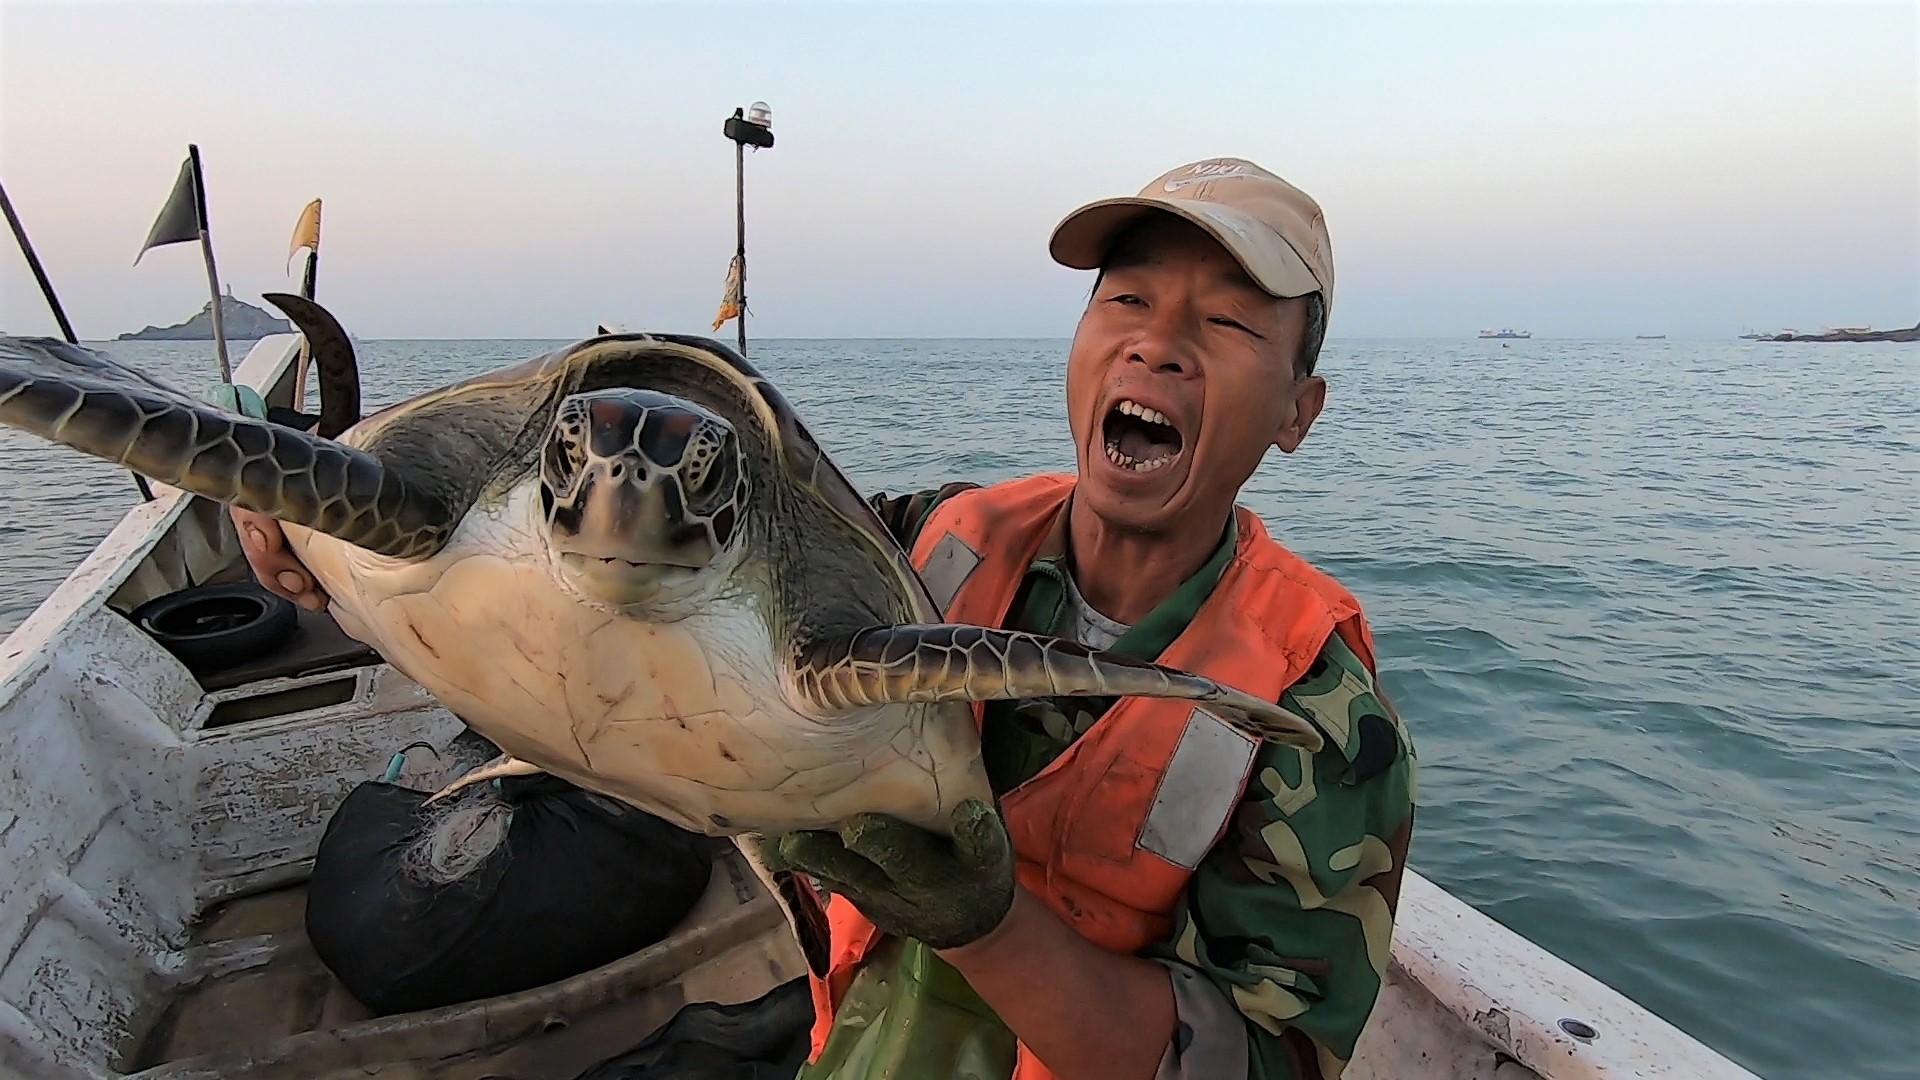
xmin=1759 ymin=322 xmax=1918 ymax=343
xmin=1751 ymin=319 xmax=1912 ymax=340
xmin=117 ymin=290 xmax=291 ymax=341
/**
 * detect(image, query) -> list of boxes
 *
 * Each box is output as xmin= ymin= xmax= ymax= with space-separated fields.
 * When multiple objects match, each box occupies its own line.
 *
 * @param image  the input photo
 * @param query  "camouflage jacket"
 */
xmin=856 ymin=483 xmax=1418 ymax=1080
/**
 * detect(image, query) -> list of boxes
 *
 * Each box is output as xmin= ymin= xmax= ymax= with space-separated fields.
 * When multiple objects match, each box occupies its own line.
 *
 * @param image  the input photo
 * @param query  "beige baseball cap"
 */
xmin=1049 ymin=157 xmax=1334 ymax=319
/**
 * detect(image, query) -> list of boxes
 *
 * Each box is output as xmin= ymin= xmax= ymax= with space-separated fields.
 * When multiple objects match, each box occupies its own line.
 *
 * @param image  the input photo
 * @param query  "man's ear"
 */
xmin=1275 ymin=375 xmax=1327 ymax=454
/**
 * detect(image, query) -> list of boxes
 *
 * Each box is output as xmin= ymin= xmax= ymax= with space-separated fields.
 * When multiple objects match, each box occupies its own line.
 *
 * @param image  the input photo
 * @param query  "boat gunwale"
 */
xmin=1375 ymin=870 xmax=1762 ymax=1078
xmin=0 ymin=334 xmax=306 ymax=706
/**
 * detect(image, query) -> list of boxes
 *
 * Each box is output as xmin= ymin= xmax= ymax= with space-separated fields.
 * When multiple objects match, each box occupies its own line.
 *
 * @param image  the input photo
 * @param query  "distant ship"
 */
xmin=1636 ymin=334 xmax=1667 ymax=340
xmin=1478 ymin=328 xmax=1531 ymax=339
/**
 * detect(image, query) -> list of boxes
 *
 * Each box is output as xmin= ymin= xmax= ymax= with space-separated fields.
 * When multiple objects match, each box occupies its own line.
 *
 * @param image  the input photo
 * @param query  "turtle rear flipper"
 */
xmin=421 ymin=753 xmax=545 ymax=805
xmin=735 ymin=835 xmax=832 ymax=977
xmin=262 ymin=292 xmax=360 ymax=439
xmin=795 ymin=625 xmax=1325 ymax=751
xmin=0 ymin=336 xmax=457 ymax=560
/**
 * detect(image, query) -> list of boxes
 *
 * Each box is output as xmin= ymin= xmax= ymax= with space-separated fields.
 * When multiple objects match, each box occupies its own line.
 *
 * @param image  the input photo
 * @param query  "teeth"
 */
xmin=1104 ymin=440 xmax=1176 ymax=473
xmin=1116 ymin=399 xmax=1173 ymax=428
xmin=1106 ymin=400 xmax=1179 ymax=475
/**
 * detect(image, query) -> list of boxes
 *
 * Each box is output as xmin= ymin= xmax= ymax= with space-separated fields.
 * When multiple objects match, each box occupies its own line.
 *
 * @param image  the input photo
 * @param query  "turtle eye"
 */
xmin=542 ymin=402 xmax=589 ymax=498
xmin=679 ymin=421 xmax=738 ymax=515
xmin=542 ymin=428 xmax=581 ymax=499
xmin=681 ymin=422 xmax=725 ymax=492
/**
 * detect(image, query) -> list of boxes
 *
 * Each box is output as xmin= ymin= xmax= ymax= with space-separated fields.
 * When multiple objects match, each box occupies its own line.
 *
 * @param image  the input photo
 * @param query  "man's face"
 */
xmin=1065 ymin=216 xmax=1326 ymax=536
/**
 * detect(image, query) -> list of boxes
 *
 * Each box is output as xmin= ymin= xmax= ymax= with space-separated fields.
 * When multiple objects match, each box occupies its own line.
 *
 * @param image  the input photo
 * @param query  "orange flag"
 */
xmin=287 ymin=198 xmax=322 ymax=270
xmin=712 ymin=254 xmax=743 ymax=331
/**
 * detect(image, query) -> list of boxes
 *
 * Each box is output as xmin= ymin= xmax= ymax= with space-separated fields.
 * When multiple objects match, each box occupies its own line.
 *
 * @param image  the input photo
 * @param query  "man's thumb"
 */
xmin=952 ymin=799 xmax=1012 ymax=874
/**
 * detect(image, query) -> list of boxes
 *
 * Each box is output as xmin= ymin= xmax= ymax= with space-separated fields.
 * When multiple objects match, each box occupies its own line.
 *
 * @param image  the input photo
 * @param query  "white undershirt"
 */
xmin=1061 ymin=569 xmax=1132 ymax=651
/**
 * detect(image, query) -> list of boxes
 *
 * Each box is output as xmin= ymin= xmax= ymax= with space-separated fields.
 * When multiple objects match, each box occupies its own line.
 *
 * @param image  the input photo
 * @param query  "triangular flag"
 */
xmin=135 ymin=155 xmax=201 ymax=265
xmin=712 ymin=254 xmax=744 ymax=331
xmin=287 ymin=198 xmax=322 ymax=270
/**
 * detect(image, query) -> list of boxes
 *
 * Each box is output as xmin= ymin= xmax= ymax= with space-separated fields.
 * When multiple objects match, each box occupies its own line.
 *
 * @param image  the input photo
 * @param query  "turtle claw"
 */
xmin=421 ymin=754 xmax=544 ymax=805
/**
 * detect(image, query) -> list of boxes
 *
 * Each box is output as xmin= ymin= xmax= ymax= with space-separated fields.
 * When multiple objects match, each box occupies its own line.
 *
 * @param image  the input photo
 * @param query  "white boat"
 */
xmin=1479 ymin=328 xmax=1532 ymax=339
xmin=0 ymin=334 xmax=1761 ymax=1079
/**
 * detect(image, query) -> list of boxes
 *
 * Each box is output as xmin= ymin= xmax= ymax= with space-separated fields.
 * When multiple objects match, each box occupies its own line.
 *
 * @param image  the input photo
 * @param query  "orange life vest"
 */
xmin=805 ymin=473 xmax=1378 ymax=1078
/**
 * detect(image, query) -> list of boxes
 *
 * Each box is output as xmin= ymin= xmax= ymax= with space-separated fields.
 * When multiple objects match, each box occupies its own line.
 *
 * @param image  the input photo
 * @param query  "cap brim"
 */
xmin=1048 ymin=196 xmax=1322 ymax=300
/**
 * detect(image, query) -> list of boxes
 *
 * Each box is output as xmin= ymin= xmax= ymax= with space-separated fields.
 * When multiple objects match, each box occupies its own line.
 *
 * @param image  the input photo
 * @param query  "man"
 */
xmin=235 ymin=158 xmax=1415 ymax=1080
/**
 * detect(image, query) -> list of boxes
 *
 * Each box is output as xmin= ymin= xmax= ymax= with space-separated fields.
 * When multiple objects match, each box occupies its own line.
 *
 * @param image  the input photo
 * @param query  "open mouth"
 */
xmin=1101 ymin=398 xmax=1185 ymax=474
xmin=560 ymin=552 xmax=695 ymax=572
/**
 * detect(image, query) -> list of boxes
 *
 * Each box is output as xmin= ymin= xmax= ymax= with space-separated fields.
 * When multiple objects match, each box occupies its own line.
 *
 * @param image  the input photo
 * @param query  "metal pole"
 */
xmin=735 ymin=139 xmax=747 ymax=356
xmin=722 ymin=103 xmax=771 ymax=354
xmin=198 ymin=229 xmax=232 ymax=382
xmin=188 ymin=145 xmax=233 ymax=382
xmin=292 ymin=249 xmax=319 ymax=411
xmin=0 ymin=179 xmax=154 ymax=501
xmin=0 ymin=181 xmax=78 ymax=344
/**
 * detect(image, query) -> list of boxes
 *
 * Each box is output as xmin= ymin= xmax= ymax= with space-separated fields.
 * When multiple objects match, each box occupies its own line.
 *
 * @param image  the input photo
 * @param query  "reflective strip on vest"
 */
xmin=919 ymin=532 xmax=982 ymax=613
xmin=1139 ymin=708 xmax=1260 ymax=870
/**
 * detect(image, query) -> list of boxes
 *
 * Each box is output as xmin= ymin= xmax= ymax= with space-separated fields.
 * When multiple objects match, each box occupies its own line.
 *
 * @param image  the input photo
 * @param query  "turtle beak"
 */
xmin=556 ymin=455 xmax=720 ymax=569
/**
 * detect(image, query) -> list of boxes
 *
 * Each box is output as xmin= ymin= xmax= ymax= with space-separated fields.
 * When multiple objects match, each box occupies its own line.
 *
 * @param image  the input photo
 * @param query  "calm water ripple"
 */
xmin=1 ymin=335 xmax=1915 ymax=1077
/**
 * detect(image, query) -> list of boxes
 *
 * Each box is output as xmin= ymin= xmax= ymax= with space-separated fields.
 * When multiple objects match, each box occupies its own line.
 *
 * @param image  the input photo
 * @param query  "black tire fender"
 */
xmin=130 ymin=582 xmax=299 ymax=674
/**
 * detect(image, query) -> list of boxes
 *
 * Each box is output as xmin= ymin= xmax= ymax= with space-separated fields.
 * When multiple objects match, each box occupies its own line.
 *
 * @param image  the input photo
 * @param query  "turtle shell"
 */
xmin=343 ymin=333 xmax=943 ymax=637
xmin=0 ymin=327 xmax=939 ymax=645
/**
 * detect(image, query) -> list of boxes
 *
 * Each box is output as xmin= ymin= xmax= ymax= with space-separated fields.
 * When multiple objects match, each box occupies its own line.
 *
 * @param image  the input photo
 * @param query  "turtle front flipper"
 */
xmin=0 ymin=336 xmax=457 ymax=560
xmin=795 ymin=625 xmax=1325 ymax=752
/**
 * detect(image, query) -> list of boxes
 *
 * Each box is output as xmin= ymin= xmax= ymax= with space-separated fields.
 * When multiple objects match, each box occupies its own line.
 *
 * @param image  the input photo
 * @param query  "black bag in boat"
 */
xmin=304 ymin=733 xmax=715 ymax=1016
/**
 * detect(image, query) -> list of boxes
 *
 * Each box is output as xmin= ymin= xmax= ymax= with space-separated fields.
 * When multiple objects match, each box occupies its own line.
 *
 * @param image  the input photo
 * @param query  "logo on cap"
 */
xmin=1163 ymin=160 xmax=1257 ymax=193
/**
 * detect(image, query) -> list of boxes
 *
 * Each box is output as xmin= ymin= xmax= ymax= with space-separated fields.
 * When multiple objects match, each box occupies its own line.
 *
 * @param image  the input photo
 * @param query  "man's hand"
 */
xmin=232 ymin=508 xmax=329 ymax=611
xmin=774 ymin=798 xmax=1014 ymax=950
xmin=779 ymin=800 xmax=1180 ymax=1080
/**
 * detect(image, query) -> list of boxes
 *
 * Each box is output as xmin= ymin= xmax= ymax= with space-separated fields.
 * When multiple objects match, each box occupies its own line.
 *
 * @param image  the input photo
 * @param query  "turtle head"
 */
xmin=540 ymin=388 xmax=748 ymax=607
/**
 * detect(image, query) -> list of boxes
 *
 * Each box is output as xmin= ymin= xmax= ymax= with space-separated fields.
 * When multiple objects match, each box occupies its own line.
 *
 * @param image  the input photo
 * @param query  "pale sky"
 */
xmin=1 ymin=1 xmax=1914 ymax=340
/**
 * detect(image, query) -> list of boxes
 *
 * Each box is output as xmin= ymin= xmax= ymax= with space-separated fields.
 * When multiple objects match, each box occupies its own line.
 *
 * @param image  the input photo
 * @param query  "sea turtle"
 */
xmin=0 ymin=300 xmax=1325 ymax=957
